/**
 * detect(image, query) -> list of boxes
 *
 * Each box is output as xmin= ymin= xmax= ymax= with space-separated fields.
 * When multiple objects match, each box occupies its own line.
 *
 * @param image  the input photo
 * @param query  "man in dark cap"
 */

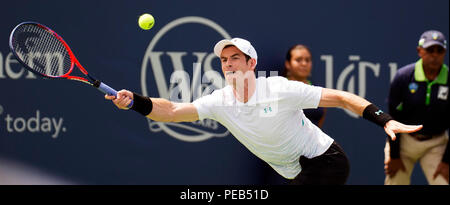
xmin=385 ymin=30 xmax=449 ymax=185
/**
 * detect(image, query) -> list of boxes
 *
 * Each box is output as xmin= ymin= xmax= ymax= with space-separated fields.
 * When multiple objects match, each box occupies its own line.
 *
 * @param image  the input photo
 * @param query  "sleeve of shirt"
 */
xmin=284 ymin=79 xmax=323 ymax=109
xmin=387 ymin=71 xmax=405 ymax=159
xmin=192 ymin=90 xmax=222 ymax=121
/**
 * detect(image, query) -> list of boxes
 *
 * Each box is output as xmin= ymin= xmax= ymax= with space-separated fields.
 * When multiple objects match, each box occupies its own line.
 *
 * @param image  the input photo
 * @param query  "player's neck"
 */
xmin=288 ymin=76 xmax=308 ymax=84
xmin=232 ymin=76 xmax=256 ymax=103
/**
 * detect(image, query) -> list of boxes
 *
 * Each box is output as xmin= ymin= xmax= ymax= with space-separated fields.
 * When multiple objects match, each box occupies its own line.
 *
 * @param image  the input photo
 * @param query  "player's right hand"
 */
xmin=105 ymin=89 xmax=134 ymax=110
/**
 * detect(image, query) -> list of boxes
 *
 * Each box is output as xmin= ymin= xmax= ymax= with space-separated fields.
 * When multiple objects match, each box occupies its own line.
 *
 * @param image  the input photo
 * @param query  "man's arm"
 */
xmin=105 ymin=89 xmax=199 ymax=122
xmin=318 ymin=88 xmax=422 ymax=140
xmin=148 ymin=98 xmax=199 ymax=122
xmin=318 ymin=88 xmax=370 ymax=116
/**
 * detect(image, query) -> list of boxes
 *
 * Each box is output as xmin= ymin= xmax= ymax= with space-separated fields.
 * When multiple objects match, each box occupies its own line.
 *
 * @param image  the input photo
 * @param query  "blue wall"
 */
xmin=0 ymin=0 xmax=448 ymax=185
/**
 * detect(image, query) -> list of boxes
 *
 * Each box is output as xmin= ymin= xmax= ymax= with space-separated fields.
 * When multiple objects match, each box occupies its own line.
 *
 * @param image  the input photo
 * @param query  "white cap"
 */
xmin=214 ymin=38 xmax=258 ymax=65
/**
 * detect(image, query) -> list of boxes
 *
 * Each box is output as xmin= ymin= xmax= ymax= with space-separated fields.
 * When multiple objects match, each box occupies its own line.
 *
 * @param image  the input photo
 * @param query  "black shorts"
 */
xmin=289 ymin=141 xmax=350 ymax=185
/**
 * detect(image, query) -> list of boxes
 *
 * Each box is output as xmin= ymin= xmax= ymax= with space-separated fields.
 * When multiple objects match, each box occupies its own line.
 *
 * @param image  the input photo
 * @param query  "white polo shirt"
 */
xmin=192 ymin=76 xmax=334 ymax=179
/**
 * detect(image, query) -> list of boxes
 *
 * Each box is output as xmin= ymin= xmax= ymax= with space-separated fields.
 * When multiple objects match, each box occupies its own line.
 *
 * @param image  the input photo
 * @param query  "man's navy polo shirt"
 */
xmin=388 ymin=59 xmax=449 ymax=136
xmin=388 ymin=59 xmax=449 ymax=162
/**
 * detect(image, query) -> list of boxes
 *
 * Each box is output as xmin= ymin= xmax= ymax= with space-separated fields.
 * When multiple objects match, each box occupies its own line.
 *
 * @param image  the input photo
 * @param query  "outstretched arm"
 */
xmin=105 ymin=89 xmax=199 ymax=122
xmin=318 ymin=88 xmax=422 ymax=140
xmin=318 ymin=88 xmax=370 ymax=115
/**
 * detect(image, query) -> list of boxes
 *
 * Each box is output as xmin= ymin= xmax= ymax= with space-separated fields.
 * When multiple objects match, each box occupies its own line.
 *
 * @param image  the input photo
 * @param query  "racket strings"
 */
xmin=11 ymin=24 xmax=72 ymax=77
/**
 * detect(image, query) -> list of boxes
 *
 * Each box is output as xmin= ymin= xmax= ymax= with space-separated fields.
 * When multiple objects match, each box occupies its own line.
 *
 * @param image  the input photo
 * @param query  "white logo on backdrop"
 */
xmin=321 ymin=55 xmax=397 ymax=118
xmin=141 ymin=16 xmax=231 ymax=142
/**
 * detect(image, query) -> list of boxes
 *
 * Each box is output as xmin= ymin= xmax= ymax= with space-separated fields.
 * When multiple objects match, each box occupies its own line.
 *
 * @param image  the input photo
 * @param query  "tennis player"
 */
xmin=106 ymin=38 xmax=422 ymax=184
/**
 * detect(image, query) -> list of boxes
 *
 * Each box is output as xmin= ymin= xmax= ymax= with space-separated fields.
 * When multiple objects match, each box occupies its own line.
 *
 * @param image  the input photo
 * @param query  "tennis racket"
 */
xmin=9 ymin=21 xmax=133 ymax=107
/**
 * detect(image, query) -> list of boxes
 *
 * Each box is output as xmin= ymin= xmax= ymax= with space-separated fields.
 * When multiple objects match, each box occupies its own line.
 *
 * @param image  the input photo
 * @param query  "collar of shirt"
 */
xmin=414 ymin=59 xmax=448 ymax=84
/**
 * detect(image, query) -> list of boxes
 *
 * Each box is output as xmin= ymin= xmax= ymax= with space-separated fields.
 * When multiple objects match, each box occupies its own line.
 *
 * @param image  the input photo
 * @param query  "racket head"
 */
xmin=9 ymin=22 xmax=89 ymax=83
xmin=8 ymin=22 xmax=127 ymax=101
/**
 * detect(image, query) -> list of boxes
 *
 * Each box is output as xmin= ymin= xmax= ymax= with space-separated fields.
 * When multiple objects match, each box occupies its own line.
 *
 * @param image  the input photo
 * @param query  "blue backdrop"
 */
xmin=0 ymin=0 xmax=448 ymax=185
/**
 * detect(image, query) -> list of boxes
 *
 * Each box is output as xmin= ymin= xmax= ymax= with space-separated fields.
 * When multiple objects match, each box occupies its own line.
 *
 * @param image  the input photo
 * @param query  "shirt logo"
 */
xmin=260 ymin=104 xmax=277 ymax=117
xmin=409 ymin=82 xmax=418 ymax=94
xmin=263 ymin=106 xmax=272 ymax=113
xmin=438 ymin=86 xmax=448 ymax=100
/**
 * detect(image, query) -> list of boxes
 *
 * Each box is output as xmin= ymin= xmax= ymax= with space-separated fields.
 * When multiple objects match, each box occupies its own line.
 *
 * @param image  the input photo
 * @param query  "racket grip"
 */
xmin=97 ymin=82 xmax=133 ymax=108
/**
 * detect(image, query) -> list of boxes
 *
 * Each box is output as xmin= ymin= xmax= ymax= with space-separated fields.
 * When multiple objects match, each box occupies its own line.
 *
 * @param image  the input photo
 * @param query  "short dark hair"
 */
xmin=223 ymin=45 xmax=251 ymax=62
xmin=281 ymin=44 xmax=312 ymax=77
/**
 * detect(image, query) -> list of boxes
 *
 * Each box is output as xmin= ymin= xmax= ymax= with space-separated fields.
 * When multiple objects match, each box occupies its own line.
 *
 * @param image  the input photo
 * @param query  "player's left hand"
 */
xmin=433 ymin=162 xmax=449 ymax=183
xmin=383 ymin=120 xmax=423 ymax=141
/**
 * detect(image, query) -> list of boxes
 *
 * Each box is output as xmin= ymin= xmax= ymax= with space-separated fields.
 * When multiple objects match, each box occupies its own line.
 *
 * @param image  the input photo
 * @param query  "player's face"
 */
xmin=285 ymin=48 xmax=312 ymax=80
xmin=220 ymin=46 xmax=256 ymax=87
xmin=418 ymin=45 xmax=446 ymax=71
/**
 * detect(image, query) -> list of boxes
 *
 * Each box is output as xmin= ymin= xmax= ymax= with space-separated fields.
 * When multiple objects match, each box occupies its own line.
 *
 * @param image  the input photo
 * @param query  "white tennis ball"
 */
xmin=138 ymin=13 xmax=155 ymax=30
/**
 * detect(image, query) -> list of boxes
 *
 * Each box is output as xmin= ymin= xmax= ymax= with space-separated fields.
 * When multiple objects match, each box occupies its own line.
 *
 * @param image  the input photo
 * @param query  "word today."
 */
xmin=3 ymin=109 xmax=66 ymax=138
